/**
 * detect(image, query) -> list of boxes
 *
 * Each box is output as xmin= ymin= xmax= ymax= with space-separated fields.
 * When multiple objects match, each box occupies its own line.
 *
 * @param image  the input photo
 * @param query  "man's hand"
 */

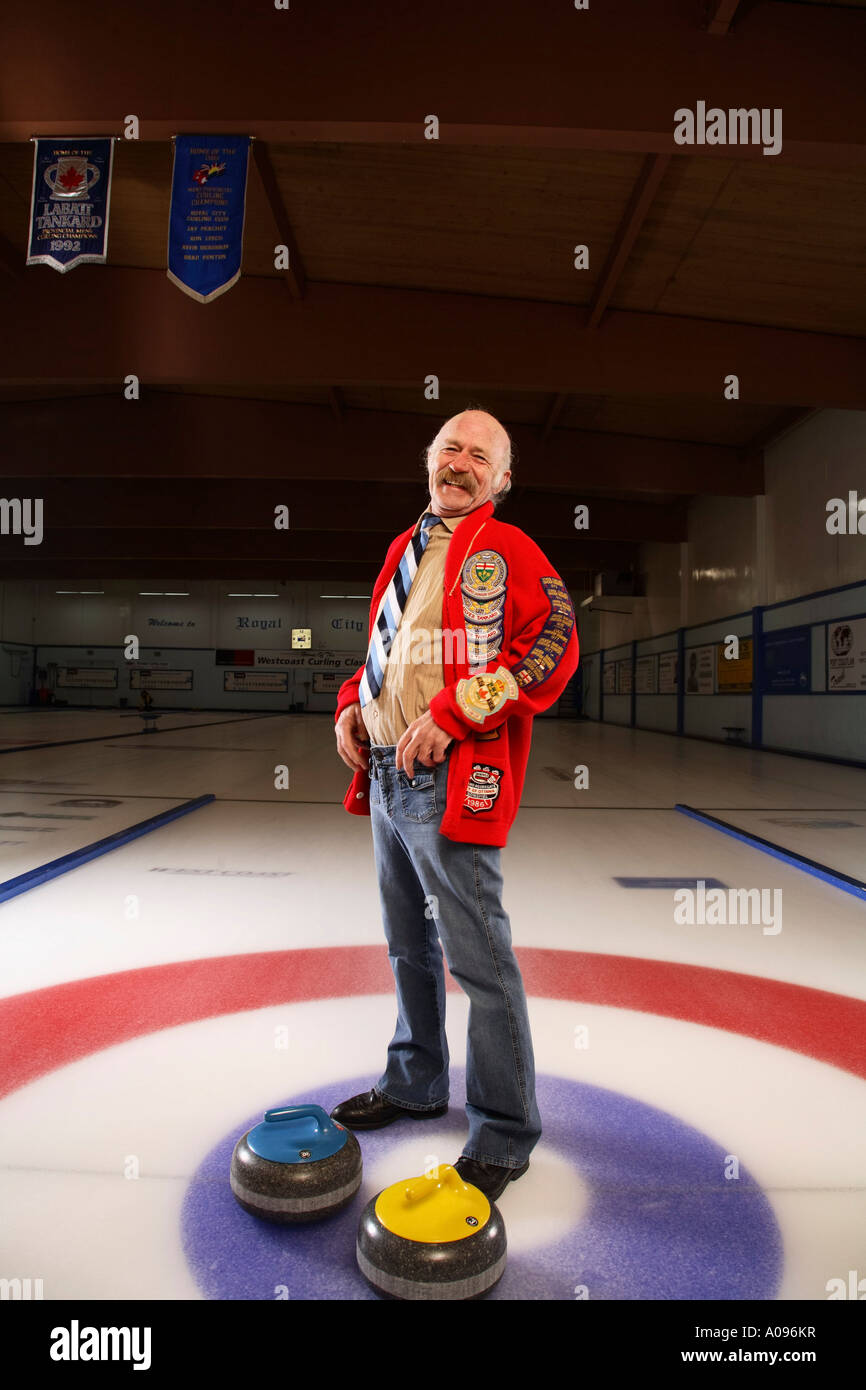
xmin=335 ymin=702 xmax=370 ymax=772
xmin=396 ymin=709 xmax=453 ymax=779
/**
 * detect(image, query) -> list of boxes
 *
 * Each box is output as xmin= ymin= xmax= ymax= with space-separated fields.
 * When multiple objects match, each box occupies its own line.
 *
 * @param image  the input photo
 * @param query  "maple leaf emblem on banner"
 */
xmin=58 ymin=166 xmax=85 ymax=192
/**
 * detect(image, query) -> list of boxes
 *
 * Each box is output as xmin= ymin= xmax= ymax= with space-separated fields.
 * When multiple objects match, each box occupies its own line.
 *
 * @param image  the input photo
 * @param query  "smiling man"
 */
xmin=332 ymin=408 xmax=579 ymax=1201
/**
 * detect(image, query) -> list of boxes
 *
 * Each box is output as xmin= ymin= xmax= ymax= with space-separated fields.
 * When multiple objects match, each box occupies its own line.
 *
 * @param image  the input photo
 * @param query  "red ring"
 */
xmin=1 ymin=945 xmax=864 ymax=1101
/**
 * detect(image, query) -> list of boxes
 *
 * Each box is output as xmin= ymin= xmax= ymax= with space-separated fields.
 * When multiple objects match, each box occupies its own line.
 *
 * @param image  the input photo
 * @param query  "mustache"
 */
xmin=437 ymin=470 xmax=474 ymax=492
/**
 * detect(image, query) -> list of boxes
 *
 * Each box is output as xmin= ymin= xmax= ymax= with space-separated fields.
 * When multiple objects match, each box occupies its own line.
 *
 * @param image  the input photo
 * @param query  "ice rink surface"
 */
xmin=1 ymin=710 xmax=864 ymax=1300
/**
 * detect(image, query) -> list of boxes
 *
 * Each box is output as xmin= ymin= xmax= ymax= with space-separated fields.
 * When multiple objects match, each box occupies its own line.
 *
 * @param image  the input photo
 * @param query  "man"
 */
xmin=333 ymin=408 xmax=579 ymax=1201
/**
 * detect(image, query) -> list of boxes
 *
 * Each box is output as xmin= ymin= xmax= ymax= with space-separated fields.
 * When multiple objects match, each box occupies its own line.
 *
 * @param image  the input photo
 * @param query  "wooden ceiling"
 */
xmin=0 ymin=0 xmax=864 ymax=586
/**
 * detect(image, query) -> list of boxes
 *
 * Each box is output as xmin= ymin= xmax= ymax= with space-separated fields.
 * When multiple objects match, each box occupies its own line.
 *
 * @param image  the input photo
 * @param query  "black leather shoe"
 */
xmin=454 ymin=1156 xmax=530 ymax=1202
xmin=330 ymin=1088 xmax=449 ymax=1131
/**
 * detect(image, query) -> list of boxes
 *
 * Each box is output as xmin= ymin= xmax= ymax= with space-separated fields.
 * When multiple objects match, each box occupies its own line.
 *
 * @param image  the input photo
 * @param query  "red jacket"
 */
xmin=335 ymin=498 xmax=579 ymax=847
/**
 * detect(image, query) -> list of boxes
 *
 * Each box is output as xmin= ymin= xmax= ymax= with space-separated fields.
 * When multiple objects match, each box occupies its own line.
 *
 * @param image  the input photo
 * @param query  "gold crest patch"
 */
xmin=455 ymin=664 xmax=519 ymax=724
xmin=461 ymin=550 xmax=508 ymax=600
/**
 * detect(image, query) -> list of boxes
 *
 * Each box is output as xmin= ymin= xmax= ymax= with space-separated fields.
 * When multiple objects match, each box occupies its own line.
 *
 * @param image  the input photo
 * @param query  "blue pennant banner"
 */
xmin=27 ymin=137 xmax=115 ymax=273
xmin=167 ymin=135 xmax=252 ymax=302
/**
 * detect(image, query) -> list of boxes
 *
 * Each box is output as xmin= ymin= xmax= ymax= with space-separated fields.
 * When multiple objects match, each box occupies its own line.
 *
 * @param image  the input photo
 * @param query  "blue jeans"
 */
xmin=368 ymin=744 xmax=542 ymax=1168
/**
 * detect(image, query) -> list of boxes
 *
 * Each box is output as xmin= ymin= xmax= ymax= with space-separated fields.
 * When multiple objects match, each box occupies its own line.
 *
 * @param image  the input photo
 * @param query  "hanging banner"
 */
xmin=167 ymin=135 xmax=251 ymax=302
xmin=27 ymin=137 xmax=115 ymax=272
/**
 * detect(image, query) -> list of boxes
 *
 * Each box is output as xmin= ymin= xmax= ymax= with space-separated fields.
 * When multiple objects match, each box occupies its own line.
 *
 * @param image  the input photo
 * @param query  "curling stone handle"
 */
xmin=263 ymin=1105 xmax=328 ymax=1129
xmin=403 ymin=1163 xmax=466 ymax=1204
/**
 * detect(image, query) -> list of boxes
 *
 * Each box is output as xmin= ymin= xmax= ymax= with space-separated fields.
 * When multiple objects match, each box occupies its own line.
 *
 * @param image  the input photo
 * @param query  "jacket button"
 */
xmin=355 ymin=791 xmax=365 ymax=799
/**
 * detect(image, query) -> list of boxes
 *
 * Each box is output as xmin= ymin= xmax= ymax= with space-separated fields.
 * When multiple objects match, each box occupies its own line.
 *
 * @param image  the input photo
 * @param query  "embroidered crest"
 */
xmin=462 ymin=593 xmax=505 ymax=625
xmin=467 ymin=618 xmax=502 ymax=641
xmin=513 ymin=577 xmax=575 ymax=690
xmin=461 ymin=550 xmax=507 ymax=600
xmin=455 ymin=665 xmax=519 ymax=724
xmin=467 ymin=625 xmax=502 ymax=666
xmin=464 ymin=763 xmax=503 ymax=813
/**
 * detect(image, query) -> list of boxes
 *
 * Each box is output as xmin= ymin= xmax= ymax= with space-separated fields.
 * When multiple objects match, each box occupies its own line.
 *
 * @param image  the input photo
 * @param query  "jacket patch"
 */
xmin=464 ymin=763 xmax=503 ymax=813
xmin=462 ymin=593 xmax=505 ymax=625
xmin=461 ymin=552 xmax=507 ymax=669
xmin=513 ymin=577 xmax=575 ymax=690
xmin=467 ymin=622 xmax=503 ymax=666
xmin=456 ymin=665 xmax=519 ymax=723
xmin=461 ymin=550 xmax=507 ymax=600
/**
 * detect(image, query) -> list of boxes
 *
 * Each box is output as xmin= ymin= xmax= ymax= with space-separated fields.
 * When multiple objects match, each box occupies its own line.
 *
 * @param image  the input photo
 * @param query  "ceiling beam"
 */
xmin=745 ymin=407 xmax=819 ymax=452
xmin=2 ymin=271 xmax=861 ymax=407
xmin=703 ymin=1 xmax=745 ymax=38
xmin=249 ymin=141 xmax=306 ymax=300
xmin=0 ymin=562 xmax=378 ymax=586
xmin=1 ymin=1 xmax=863 ymax=167
xmin=1 ymin=478 xmax=688 ymax=543
xmin=0 ymin=233 xmax=22 ymax=280
xmin=0 ymin=122 xmax=857 ymax=169
xmin=0 ymin=528 xmax=638 ymax=568
xmin=555 ymin=151 xmax=671 ymax=430
xmin=0 ymin=502 xmax=639 ymax=586
xmin=0 ymin=561 xmax=599 ymax=588
xmin=541 ymin=394 xmax=568 ymax=442
xmin=1 ymin=398 xmax=762 ymax=495
xmin=586 ymin=154 xmax=671 ymax=331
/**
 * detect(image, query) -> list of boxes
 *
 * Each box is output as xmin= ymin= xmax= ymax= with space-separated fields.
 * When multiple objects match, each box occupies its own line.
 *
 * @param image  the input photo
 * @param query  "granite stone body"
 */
xmin=356 ymin=1195 xmax=507 ymax=1299
xmin=230 ymin=1127 xmax=363 ymax=1224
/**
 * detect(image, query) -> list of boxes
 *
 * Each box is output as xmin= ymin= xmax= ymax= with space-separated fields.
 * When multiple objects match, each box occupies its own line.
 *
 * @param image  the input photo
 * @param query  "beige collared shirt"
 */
xmin=361 ymin=508 xmax=463 ymax=746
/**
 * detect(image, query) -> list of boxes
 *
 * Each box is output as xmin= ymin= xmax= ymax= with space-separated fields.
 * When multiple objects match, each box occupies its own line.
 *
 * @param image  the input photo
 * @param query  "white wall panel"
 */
xmin=684 ymin=695 xmax=751 ymax=742
xmin=685 ymin=496 xmax=756 ymax=625
xmin=763 ymin=696 xmax=863 ymax=762
xmin=603 ymin=694 xmax=631 ymax=726
xmin=763 ymin=581 xmax=866 ymax=631
xmin=765 ymin=410 xmax=866 ymax=603
xmin=635 ymin=695 xmax=677 ymax=733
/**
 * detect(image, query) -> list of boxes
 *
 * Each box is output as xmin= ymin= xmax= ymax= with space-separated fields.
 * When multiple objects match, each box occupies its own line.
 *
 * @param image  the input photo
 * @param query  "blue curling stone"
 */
xmin=230 ymin=1104 xmax=363 ymax=1224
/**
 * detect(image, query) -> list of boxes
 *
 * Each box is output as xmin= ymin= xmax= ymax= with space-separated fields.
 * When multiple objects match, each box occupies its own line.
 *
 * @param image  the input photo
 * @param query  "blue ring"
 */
xmin=181 ymin=1069 xmax=782 ymax=1301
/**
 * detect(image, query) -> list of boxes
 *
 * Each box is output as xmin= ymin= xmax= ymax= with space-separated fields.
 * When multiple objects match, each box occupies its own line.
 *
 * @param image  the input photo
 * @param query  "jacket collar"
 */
xmin=412 ymin=497 xmax=495 ymax=538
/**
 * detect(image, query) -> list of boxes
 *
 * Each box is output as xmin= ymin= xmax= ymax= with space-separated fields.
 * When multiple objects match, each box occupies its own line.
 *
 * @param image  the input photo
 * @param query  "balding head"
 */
xmin=424 ymin=409 xmax=513 ymax=518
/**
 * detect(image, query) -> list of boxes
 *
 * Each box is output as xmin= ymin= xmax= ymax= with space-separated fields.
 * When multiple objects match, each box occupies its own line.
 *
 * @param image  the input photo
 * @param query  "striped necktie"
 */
xmin=359 ymin=512 xmax=442 ymax=708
